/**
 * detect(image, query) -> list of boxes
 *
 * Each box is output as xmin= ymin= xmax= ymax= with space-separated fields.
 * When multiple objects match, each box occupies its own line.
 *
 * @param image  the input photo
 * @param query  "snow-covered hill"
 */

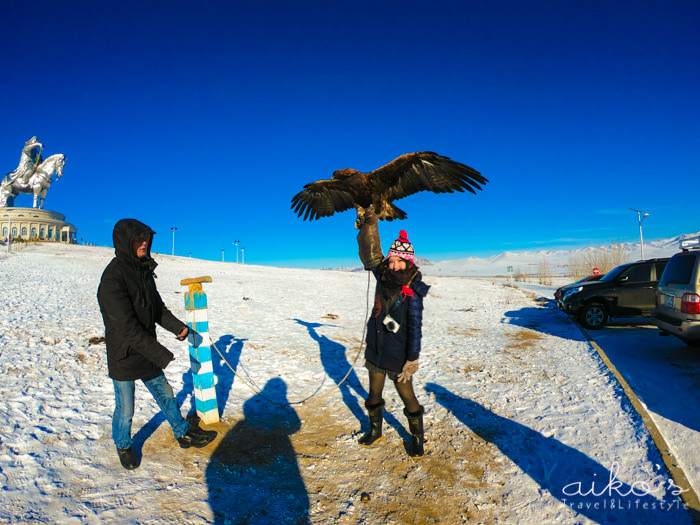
xmin=0 ymin=243 xmax=693 ymax=524
xmin=423 ymin=231 xmax=700 ymax=277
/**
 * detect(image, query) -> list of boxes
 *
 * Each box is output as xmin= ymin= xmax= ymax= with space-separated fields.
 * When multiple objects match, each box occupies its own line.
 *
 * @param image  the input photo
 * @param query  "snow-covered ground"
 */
xmin=0 ymin=243 xmax=696 ymax=524
xmin=578 ymin=321 xmax=700 ymax=506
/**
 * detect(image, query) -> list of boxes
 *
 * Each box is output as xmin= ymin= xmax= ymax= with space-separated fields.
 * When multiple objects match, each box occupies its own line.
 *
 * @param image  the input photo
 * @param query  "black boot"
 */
xmin=116 ymin=446 xmax=140 ymax=470
xmin=177 ymin=425 xmax=218 ymax=449
xmin=404 ymin=406 xmax=425 ymax=458
xmin=359 ymin=399 xmax=385 ymax=446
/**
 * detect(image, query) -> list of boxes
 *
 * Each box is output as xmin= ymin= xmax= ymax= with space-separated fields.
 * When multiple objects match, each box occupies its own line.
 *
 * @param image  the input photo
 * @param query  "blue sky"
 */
xmin=1 ymin=0 xmax=698 ymax=268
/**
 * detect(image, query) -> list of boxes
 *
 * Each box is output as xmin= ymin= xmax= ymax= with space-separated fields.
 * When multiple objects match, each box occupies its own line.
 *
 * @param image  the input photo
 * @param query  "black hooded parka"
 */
xmin=97 ymin=219 xmax=187 ymax=381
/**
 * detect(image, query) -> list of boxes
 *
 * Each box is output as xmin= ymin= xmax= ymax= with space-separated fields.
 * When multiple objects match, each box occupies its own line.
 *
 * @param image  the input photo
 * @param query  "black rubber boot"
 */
xmin=116 ymin=446 xmax=140 ymax=470
xmin=177 ymin=425 xmax=218 ymax=449
xmin=359 ymin=399 xmax=385 ymax=446
xmin=404 ymin=406 xmax=425 ymax=458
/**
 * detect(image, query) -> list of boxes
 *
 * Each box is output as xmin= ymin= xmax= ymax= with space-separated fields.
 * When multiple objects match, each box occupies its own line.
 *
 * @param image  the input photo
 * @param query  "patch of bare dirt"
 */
xmin=290 ymin=404 xmax=507 ymax=524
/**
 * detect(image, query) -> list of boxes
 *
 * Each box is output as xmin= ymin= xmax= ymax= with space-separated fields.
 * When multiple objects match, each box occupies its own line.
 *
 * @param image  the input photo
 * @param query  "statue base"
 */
xmin=0 ymin=207 xmax=77 ymax=244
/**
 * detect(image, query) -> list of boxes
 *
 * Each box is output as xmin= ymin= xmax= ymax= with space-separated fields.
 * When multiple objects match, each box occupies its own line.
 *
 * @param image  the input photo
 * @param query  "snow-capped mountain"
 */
xmin=423 ymin=231 xmax=700 ymax=277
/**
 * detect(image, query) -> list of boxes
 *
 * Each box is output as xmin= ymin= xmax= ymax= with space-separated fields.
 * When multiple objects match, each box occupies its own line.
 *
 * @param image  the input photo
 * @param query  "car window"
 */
xmin=660 ymin=254 xmax=696 ymax=285
xmin=601 ymin=265 xmax=628 ymax=282
xmin=621 ymin=264 xmax=651 ymax=283
xmin=654 ymin=262 xmax=668 ymax=281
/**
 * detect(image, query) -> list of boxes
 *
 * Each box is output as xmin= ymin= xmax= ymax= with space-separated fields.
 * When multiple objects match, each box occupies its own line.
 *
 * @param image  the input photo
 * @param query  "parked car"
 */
xmin=555 ymin=274 xmax=605 ymax=308
xmin=651 ymin=237 xmax=700 ymax=347
xmin=561 ymin=258 xmax=669 ymax=329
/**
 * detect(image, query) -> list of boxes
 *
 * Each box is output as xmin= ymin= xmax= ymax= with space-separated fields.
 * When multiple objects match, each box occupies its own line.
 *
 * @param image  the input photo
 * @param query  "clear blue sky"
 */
xmin=2 ymin=0 xmax=698 ymax=268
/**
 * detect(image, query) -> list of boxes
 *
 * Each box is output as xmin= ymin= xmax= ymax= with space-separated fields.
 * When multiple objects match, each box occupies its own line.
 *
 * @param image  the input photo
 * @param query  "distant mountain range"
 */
xmin=339 ymin=231 xmax=700 ymax=277
xmin=422 ymin=231 xmax=700 ymax=277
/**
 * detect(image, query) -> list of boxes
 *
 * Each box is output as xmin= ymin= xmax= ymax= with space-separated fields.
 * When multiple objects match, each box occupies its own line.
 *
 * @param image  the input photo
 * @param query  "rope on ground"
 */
xmin=195 ymin=270 xmax=373 ymax=407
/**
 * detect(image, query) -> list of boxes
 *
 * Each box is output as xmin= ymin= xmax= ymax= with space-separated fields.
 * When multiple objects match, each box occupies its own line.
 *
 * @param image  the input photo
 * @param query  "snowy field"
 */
xmin=0 ymin=243 xmax=695 ymax=524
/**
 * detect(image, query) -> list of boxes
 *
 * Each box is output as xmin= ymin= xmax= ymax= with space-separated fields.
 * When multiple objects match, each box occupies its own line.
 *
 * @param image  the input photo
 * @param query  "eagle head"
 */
xmin=332 ymin=168 xmax=358 ymax=180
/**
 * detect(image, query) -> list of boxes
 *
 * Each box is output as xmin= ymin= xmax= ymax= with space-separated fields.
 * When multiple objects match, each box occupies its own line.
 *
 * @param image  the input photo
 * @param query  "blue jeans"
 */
xmin=112 ymin=373 xmax=189 ymax=449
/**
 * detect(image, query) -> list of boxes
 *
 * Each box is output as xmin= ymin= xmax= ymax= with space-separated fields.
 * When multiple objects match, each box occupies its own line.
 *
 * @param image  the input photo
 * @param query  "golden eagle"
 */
xmin=290 ymin=151 xmax=487 ymax=222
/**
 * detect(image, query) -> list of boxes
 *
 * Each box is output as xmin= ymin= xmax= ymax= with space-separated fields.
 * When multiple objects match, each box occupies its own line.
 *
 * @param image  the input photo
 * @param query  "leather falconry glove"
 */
xmin=397 ymin=359 xmax=419 ymax=383
xmin=357 ymin=206 xmax=383 ymax=270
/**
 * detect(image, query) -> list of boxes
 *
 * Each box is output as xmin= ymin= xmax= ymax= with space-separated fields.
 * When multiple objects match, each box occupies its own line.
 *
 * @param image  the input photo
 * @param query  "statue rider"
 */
xmin=8 ymin=137 xmax=43 ymax=187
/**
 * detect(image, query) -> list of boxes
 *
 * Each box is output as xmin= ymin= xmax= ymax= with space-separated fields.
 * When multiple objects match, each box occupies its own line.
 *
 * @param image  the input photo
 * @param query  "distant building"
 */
xmin=0 ymin=208 xmax=77 ymax=244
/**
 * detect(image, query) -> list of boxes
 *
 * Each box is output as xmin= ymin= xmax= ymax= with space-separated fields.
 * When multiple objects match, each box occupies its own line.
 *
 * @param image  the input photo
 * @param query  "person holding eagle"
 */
xmin=356 ymin=209 xmax=430 ymax=458
xmin=291 ymin=151 xmax=487 ymax=459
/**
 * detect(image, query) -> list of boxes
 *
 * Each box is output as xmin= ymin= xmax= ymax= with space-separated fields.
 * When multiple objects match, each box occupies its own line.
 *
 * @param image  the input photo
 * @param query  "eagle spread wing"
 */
xmin=290 ymin=151 xmax=487 ymax=221
xmin=373 ymin=152 xmax=487 ymax=202
xmin=290 ymin=179 xmax=356 ymax=221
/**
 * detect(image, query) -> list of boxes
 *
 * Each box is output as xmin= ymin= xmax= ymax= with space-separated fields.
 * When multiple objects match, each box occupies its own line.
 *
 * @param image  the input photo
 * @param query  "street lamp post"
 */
xmin=222 ymin=250 xmax=225 ymax=262
xmin=234 ymin=240 xmax=240 ymax=263
xmin=630 ymin=208 xmax=650 ymax=260
xmin=241 ymin=247 xmax=245 ymax=264
xmin=171 ymin=227 xmax=177 ymax=256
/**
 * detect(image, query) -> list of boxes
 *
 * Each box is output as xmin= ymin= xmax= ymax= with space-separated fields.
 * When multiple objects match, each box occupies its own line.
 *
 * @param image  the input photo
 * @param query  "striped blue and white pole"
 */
xmin=180 ymin=276 xmax=219 ymax=425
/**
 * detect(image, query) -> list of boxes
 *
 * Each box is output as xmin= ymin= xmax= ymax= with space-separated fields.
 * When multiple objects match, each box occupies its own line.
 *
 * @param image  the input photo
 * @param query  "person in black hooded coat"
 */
xmin=97 ymin=218 xmax=217 ymax=470
xmin=355 ymin=208 xmax=430 ymax=458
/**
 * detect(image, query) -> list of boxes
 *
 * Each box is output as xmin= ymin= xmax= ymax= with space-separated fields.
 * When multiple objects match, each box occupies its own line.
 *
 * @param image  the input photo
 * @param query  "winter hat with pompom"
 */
xmin=385 ymin=230 xmax=415 ymax=263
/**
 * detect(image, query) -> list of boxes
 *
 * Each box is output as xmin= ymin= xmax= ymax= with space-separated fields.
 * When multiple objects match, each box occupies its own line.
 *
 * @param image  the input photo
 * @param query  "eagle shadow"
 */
xmin=424 ymin=383 xmax=693 ymax=525
xmin=206 ymin=378 xmax=309 ymax=524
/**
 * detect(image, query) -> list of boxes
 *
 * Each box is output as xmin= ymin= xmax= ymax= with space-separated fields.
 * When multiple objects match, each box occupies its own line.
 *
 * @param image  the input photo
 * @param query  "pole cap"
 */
xmin=180 ymin=276 xmax=213 ymax=286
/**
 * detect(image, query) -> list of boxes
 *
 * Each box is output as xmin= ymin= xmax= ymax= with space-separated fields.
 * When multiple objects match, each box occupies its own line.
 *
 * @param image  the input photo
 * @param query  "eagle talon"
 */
xmin=355 ymin=206 xmax=366 ymax=230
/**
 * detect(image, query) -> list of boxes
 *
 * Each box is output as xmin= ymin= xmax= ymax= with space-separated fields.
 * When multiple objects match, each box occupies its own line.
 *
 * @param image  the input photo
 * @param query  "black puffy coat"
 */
xmin=364 ymin=263 xmax=430 ymax=373
xmin=97 ymin=219 xmax=186 ymax=381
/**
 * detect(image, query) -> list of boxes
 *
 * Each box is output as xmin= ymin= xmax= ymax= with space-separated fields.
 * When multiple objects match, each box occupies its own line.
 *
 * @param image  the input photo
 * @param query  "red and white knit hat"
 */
xmin=385 ymin=230 xmax=415 ymax=263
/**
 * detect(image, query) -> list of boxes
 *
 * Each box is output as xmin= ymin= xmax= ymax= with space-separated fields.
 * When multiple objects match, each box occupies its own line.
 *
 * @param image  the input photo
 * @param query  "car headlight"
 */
xmin=563 ymin=286 xmax=583 ymax=300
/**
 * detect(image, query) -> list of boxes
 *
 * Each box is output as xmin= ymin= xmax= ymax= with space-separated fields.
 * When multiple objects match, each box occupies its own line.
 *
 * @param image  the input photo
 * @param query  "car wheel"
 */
xmin=579 ymin=303 xmax=608 ymax=329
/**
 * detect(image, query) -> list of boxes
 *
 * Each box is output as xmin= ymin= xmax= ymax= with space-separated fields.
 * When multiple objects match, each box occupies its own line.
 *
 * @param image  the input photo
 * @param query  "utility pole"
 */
xmin=630 ymin=208 xmax=649 ymax=260
xmin=171 ymin=227 xmax=177 ymax=256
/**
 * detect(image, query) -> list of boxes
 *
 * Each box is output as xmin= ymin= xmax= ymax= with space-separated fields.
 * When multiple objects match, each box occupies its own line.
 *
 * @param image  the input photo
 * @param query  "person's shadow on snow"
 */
xmin=425 ymin=383 xmax=694 ymax=525
xmin=292 ymin=318 xmax=408 ymax=440
xmin=503 ymin=304 xmax=583 ymax=341
xmin=206 ymin=378 xmax=309 ymax=525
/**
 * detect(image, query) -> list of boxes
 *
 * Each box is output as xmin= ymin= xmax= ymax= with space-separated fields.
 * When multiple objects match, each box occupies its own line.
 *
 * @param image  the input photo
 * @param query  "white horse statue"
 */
xmin=1 ymin=153 xmax=66 ymax=208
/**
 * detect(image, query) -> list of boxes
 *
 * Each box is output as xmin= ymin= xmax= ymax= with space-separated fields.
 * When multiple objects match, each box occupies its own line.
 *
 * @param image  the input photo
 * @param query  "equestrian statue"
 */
xmin=1 ymin=136 xmax=66 ymax=208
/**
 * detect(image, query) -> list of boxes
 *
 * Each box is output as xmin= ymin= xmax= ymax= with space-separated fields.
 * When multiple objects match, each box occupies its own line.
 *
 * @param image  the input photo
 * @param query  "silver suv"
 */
xmin=651 ymin=236 xmax=700 ymax=348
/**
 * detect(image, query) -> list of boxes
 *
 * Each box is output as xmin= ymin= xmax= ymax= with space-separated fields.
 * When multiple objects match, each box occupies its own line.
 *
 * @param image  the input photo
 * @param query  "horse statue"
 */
xmin=1 ymin=153 xmax=66 ymax=208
